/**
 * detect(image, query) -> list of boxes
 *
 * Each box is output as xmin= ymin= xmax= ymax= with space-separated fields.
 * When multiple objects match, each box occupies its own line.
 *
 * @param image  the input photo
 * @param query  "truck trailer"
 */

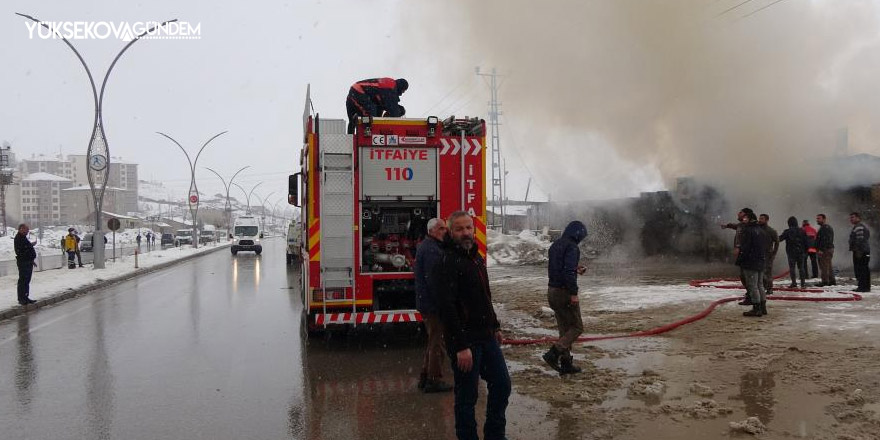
xmin=289 ymin=91 xmax=487 ymax=334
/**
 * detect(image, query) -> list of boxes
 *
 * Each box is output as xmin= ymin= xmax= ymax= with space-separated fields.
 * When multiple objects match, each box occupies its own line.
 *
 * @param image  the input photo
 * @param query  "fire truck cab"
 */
xmin=289 ymin=88 xmax=487 ymax=335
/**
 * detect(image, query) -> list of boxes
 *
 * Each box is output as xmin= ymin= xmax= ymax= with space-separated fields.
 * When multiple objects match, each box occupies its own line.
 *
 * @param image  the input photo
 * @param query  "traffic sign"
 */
xmin=189 ymin=194 xmax=199 ymax=204
xmin=107 ymin=218 xmax=121 ymax=231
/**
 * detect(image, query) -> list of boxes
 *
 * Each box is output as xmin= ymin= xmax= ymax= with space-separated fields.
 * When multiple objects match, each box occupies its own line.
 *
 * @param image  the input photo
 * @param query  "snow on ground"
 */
xmin=0 ymin=227 xmax=160 ymax=261
xmin=487 ymin=229 xmax=552 ymax=266
xmin=0 ymin=242 xmax=228 ymax=314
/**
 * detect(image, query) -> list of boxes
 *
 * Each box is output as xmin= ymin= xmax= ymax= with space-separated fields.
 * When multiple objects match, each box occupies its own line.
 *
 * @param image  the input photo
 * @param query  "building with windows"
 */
xmin=20 ymin=172 xmax=73 ymax=226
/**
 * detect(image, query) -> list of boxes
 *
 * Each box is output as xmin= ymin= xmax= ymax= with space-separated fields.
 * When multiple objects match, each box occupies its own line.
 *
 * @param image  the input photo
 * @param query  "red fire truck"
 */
xmin=289 ymin=89 xmax=487 ymax=334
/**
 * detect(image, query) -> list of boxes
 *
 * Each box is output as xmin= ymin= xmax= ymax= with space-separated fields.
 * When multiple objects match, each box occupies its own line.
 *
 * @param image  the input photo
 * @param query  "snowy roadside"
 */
xmin=0 ymin=242 xmax=231 ymax=320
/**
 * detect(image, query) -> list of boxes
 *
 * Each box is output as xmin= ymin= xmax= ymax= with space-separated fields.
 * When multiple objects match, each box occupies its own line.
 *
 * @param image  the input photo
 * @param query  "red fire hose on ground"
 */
xmin=502 ymin=271 xmax=863 ymax=346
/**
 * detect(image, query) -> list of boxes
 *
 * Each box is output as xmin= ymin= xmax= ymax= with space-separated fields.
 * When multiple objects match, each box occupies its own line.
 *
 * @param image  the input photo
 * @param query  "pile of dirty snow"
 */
xmin=487 ymin=229 xmax=552 ymax=266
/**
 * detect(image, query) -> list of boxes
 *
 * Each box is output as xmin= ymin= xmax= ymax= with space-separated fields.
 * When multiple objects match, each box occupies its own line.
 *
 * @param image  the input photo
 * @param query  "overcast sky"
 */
xmin=6 ymin=0 xmax=880 ymax=210
xmin=1 ymin=0 xmax=534 ymax=207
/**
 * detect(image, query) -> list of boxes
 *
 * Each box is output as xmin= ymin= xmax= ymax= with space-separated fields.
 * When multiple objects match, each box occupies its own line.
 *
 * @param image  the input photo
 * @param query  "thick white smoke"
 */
xmin=399 ymin=0 xmax=880 ymax=206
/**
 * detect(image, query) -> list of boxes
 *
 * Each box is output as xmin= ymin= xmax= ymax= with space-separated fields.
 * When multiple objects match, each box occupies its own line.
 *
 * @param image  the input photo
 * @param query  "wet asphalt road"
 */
xmin=0 ymin=238 xmax=499 ymax=440
xmin=0 ymin=238 xmax=308 ymax=440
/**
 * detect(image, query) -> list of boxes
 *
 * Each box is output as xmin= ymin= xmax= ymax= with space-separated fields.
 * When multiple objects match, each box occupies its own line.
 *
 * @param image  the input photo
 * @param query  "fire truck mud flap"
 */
xmin=314 ymin=311 xmax=423 ymax=326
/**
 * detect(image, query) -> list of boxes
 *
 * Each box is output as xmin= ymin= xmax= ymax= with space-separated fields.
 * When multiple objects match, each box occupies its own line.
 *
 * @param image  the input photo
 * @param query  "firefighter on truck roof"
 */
xmin=346 ymin=77 xmax=408 ymax=134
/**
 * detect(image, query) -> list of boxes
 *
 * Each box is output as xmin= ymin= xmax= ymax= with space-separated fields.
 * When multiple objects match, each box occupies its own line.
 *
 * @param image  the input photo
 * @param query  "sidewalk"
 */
xmin=1 ymin=242 xmax=230 ymax=320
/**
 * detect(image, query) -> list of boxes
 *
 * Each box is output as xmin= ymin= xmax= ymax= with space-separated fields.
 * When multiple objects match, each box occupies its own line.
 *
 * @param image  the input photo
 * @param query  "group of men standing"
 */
xmin=414 ymin=212 xmax=511 ymax=440
xmin=414 ymin=216 xmax=590 ymax=440
xmin=724 ymin=209 xmax=871 ymax=317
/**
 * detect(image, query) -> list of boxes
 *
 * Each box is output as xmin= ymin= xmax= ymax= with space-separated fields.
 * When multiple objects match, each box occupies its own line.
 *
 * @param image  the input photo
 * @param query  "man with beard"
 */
xmin=816 ymin=214 xmax=836 ymax=286
xmin=432 ymin=211 xmax=510 ymax=440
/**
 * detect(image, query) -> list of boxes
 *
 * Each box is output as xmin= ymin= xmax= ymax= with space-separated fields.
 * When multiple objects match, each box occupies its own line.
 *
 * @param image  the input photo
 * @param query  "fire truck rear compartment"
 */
xmin=361 ymin=203 xmax=435 ymax=273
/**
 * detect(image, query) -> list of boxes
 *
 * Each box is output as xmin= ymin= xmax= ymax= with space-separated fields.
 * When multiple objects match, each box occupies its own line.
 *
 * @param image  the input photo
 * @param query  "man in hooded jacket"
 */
xmin=543 ymin=221 xmax=588 ymax=375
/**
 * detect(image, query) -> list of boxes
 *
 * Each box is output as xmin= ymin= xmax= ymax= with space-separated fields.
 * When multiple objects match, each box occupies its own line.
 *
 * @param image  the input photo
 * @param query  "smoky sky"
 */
xmin=400 ymin=0 xmax=880 ymax=202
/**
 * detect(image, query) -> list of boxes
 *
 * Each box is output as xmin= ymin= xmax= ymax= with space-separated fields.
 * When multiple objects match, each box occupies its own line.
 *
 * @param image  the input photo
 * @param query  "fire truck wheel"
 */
xmin=231 ymin=248 xmax=238 ymax=256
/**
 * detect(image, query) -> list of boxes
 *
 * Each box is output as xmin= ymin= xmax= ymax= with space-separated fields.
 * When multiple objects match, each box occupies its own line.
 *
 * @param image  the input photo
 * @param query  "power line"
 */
xmin=716 ymin=0 xmax=756 ymax=17
xmin=741 ymin=0 xmax=789 ymax=18
xmin=423 ymin=76 xmax=472 ymax=115
xmin=499 ymin=113 xmax=547 ymax=199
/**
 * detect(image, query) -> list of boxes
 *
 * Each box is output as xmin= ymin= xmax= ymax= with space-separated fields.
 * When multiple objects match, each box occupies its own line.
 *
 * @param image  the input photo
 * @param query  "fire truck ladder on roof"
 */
xmin=317 ymin=118 xmax=356 ymax=321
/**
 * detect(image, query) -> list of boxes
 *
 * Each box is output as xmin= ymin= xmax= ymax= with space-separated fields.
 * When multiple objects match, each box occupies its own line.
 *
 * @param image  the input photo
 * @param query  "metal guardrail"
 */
xmin=0 ymin=240 xmax=225 ymax=277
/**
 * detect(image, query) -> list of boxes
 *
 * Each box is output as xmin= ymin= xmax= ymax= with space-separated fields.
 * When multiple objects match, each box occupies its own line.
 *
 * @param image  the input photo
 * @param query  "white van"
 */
xmin=231 ymin=215 xmax=262 ymax=255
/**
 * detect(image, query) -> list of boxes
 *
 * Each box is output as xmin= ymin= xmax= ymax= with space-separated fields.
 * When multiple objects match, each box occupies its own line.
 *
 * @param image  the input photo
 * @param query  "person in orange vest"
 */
xmin=346 ymin=77 xmax=408 ymax=134
xmin=802 ymin=219 xmax=819 ymax=278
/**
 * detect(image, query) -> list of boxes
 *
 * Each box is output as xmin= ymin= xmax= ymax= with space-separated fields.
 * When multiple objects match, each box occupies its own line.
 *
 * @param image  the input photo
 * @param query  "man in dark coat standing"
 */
xmin=816 ymin=213 xmax=836 ymax=286
xmin=346 ymin=77 xmax=408 ymax=134
xmin=415 ymin=218 xmax=452 ymax=393
xmin=14 ymin=223 xmax=38 ymax=305
xmin=432 ymin=211 xmax=510 ymax=440
xmin=779 ymin=216 xmax=808 ymax=288
xmin=738 ymin=212 xmax=770 ymax=317
xmin=543 ymin=220 xmax=588 ymax=375
xmin=849 ymin=212 xmax=871 ymax=292
xmin=758 ymin=214 xmax=780 ymax=295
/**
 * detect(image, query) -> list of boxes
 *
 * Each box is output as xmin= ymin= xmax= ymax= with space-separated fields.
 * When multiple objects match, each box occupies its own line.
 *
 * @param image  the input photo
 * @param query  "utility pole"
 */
xmin=476 ymin=67 xmax=506 ymax=233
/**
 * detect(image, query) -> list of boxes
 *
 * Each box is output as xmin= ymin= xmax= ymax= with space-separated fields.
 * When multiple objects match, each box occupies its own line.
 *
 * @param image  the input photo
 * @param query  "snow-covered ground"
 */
xmin=0 ymin=242 xmax=228 ymax=314
xmin=1 ymin=227 xmax=161 ymax=261
xmin=486 ymin=229 xmax=552 ymax=266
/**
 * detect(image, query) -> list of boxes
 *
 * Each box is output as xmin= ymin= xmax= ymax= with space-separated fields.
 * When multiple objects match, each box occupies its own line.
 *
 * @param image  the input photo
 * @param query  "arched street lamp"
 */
xmin=233 ymin=182 xmax=263 ymax=214
xmin=204 ymin=165 xmax=249 ymax=235
xmin=253 ymin=191 xmax=275 ymax=233
xmin=17 ymin=12 xmax=177 ymax=268
xmin=157 ymin=131 xmax=228 ymax=248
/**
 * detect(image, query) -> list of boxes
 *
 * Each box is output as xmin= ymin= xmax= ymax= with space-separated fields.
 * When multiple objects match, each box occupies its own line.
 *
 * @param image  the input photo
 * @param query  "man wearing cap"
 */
xmin=346 ymin=77 xmax=408 ymax=134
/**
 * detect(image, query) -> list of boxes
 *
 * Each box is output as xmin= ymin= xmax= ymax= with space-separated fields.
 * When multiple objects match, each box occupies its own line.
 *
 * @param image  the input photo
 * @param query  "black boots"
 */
xmin=738 ymin=295 xmax=754 ymax=306
xmin=543 ymin=345 xmax=561 ymax=372
xmin=743 ymin=301 xmax=767 ymax=317
xmin=559 ymin=355 xmax=582 ymax=375
xmin=543 ymin=346 xmax=582 ymax=375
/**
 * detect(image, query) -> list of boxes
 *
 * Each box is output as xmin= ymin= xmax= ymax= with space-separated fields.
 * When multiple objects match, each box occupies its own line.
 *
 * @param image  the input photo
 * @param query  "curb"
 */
xmin=0 ymin=244 xmax=232 ymax=322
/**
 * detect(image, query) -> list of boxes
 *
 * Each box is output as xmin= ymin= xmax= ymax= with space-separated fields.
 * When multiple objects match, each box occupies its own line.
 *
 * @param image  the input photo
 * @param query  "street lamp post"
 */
xmin=204 ymin=166 xmax=249 ymax=237
xmin=252 ymin=191 xmax=275 ymax=234
xmin=17 ymin=13 xmax=177 ymax=269
xmin=157 ymin=131 xmax=228 ymax=249
xmin=232 ymin=182 xmax=263 ymax=215
xmin=271 ymin=199 xmax=283 ymax=233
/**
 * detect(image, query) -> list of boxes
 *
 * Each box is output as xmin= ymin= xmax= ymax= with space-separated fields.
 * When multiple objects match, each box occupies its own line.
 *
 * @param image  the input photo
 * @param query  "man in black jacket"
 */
xmin=415 ymin=218 xmax=452 ymax=393
xmin=432 ymin=211 xmax=510 ymax=440
xmin=849 ymin=212 xmax=871 ymax=292
xmin=816 ymin=213 xmax=836 ymax=286
xmin=543 ymin=220 xmax=587 ymax=375
xmin=346 ymin=77 xmax=408 ymax=134
xmin=779 ymin=216 xmax=808 ymax=288
xmin=737 ymin=212 xmax=770 ymax=317
xmin=14 ymin=223 xmax=38 ymax=305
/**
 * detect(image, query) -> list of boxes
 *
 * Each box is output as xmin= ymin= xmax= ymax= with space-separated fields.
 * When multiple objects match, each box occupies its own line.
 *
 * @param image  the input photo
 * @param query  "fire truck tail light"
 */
xmin=359 ymin=116 xmax=372 ymax=136
xmin=427 ymin=116 xmax=439 ymax=136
